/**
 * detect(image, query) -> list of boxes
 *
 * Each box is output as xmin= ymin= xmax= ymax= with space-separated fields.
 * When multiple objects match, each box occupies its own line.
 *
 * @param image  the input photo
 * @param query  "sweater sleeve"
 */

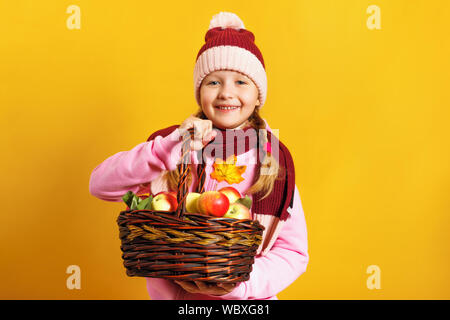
xmin=89 ymin=129 xmax=183 ymax=202
xmin=210 ymin=184 xmax=309 ymax=300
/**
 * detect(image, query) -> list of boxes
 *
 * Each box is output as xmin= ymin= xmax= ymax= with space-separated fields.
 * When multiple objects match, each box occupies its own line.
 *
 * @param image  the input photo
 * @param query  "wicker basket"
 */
xmin=117 ymin=128 xmax=265 ymax=284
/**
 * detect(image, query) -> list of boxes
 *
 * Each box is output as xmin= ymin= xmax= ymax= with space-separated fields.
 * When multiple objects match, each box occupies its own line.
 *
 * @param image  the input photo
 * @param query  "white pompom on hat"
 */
xmin=208 ymin=12 xmax=245 ymax=30
xmin=193 ymin=12 xmax=267 ymax=108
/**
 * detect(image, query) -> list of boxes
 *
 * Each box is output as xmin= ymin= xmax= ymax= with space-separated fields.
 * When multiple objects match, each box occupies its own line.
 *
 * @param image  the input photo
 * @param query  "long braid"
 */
xmin=245 ymin=108 xmax=281 ymax=199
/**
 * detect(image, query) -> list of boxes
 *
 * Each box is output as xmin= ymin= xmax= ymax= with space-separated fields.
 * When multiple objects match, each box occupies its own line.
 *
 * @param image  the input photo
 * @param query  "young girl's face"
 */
xmin=199 ymin=70 xmax=260 ymax=130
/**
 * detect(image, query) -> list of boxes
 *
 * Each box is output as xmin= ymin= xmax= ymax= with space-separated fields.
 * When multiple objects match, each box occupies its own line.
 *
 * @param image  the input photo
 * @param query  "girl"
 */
xmin=89 ymin=12 xmax=309 ymax=300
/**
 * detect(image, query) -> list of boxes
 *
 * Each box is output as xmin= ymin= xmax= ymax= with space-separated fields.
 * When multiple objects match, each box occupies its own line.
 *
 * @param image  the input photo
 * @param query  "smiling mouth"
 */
xmin=215 ymin=105 xmax=241 ymax=111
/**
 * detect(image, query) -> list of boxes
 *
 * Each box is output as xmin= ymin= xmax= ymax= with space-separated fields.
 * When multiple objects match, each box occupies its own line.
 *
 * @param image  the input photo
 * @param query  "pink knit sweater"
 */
xmin=89 ymin=123 xmax=309 ymax=300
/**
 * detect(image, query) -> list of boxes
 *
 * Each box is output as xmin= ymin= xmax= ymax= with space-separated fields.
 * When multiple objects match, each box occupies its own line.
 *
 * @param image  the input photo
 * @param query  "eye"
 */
xmin=206 ymin=80 xmax=247 ymax=85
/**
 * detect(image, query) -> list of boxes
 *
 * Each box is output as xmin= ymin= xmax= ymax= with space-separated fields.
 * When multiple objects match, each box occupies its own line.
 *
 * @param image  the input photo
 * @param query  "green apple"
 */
xmin=152 ymin=191 xmax=178 ymax=211
xmin=185 ymin=192 xmax=201 ymax=213
xmin=223 ymin=203 xmax=251 ymax=220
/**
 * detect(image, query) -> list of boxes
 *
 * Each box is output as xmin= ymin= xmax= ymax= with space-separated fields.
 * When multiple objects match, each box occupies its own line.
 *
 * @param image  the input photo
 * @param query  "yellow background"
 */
xmin=1 ymin=0 xmax=449 ymax=299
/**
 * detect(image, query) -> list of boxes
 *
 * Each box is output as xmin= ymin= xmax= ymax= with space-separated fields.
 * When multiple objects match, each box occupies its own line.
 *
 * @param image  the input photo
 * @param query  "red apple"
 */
xmin=152 ymin=191 xmax=178 ymax=211
xmin=223 ymin=203 xmax=251 ymax=220
xmin=197 ymin=191 xmax=230 ymax=217
xmin=168 ymin=191 xmax=178 ymax=199
xmin=218 ymin=186 xmax=241 ymax=204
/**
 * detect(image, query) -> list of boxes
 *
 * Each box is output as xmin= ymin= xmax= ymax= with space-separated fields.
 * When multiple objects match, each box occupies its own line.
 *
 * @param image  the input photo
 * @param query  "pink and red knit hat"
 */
xmin=193 ymin=12 xmax=267 ymax=108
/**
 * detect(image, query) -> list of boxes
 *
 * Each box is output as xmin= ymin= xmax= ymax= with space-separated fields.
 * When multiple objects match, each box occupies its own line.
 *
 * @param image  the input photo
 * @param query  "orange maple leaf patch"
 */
xmin=210 ymin=155 xmax=246 ymax=184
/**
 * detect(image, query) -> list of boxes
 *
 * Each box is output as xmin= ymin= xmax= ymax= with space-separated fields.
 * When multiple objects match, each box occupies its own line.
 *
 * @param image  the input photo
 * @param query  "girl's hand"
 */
xmin=179 ymin=115 xmax=217 ymax=151
xmin=174 ymin=280 xmax=237 ymax=296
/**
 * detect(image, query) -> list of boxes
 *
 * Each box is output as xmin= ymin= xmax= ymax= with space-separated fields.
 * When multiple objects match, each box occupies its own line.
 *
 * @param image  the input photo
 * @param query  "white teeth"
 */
xmin=217 ymin=106 xmax=239 ymax=110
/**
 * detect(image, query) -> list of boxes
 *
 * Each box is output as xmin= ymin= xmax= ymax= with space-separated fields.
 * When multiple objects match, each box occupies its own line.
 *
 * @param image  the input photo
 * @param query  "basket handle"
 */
xmin=175 ymin=128 xmax=207 ymax=218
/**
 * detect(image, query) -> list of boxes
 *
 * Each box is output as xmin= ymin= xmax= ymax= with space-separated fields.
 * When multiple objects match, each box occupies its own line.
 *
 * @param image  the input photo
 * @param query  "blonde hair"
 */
xmin=163 ymin=108 xmax=282 ymax=200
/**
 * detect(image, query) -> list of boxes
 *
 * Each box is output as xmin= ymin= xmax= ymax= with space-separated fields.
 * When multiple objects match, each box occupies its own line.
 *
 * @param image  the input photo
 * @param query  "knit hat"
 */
xmin=193 ymin=12 xmax=267 ymax=108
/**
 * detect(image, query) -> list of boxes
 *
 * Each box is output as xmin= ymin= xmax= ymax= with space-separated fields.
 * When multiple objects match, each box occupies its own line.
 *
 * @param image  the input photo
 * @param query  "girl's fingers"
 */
xmin=217 ymin=282 xmax=237 ymax=291
xmin=191 ymin=140 xmax=204 ymax=151
xmin=190 ymin=123 xmax=203 ymax=151
xmin=194 ymin=123 xmax=205 ymax=140
xmin=185 ymin=119 xmax=216 ymax=151
xmin=175 ymin=280 xmax=199 ymax=293
xmin=175 ymin=280 xmax=236 ymax=295
xmin=204 ymin=128 xmax=217 ymax=144
xmin=194 ymin=281 xmax=210 ymax=291
xmin=203 ymin=131 xmax=213 ymax=144
xmin=193 ymin=123 xmax=202 ymax=139
xmin=194 ymin=281 xmax=228 ymax=295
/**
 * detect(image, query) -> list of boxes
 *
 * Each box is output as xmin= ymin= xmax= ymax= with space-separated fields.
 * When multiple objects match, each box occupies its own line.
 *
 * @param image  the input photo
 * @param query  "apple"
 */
xmin=168 ymin=191 xmax=178 ymax=199
xmin=197 ymin=191 xmax=230 ymax=217
xmin=223 ymin=203 xmax=251 ymax=220
xmin=152 ymin=191 xmax=178 ymax=211
xmin=235 ymin=195 xmax=252 ymax=210
xmin=185 ymin=192 xmax=201 ymax=213
xmin=218 ymin=186 xmax=241 ymax=204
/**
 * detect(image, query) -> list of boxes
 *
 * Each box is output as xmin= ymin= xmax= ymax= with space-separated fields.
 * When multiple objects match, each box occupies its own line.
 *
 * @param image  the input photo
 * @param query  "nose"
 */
xmin=217 ymin=81 xmax=235 ymax=100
